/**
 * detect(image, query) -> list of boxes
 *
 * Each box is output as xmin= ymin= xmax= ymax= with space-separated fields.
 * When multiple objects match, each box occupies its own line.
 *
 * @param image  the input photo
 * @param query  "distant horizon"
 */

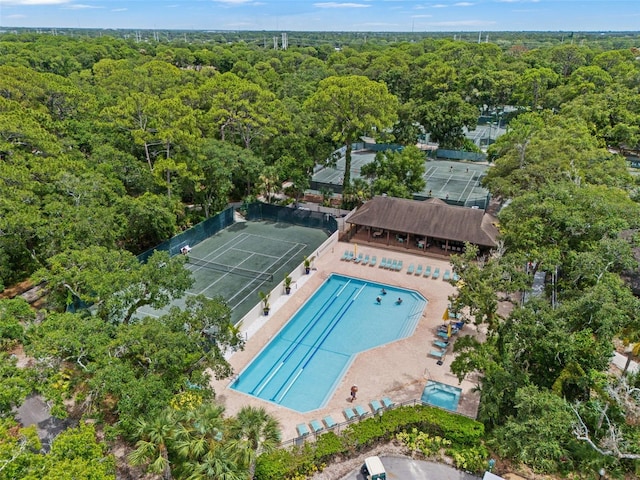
xmin=1 ymin=1 xmax=639 ymax=33
xmin=2 ymin=26 xmax=640 ymax=34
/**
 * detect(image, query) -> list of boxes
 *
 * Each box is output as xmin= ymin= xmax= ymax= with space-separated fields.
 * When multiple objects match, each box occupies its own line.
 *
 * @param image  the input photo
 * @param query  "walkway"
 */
xmin=209 ymin=242 xmax=482 ymax=442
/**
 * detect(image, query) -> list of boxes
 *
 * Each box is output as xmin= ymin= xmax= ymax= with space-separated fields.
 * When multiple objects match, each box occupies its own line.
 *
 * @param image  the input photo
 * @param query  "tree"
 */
xmin=33 ymin=248 xmax=193 ymax=324
xmin=0 ymin=420 xmax=115 ymax=480
xmin=190 ymin=139 xmax=244 ymax=217
xmin=117 ymin=192 xmax=177 ymax=253
xmin=304 ymin=75 xmax=398 ymax=188
xmin=490 ymin=386 xmax=576 ymax=473
xmin=447 ymin=244 xmax=506 ymax=331
xmin=200 ymin=72 xmax=289 ymax=150
xmin=514 ymin=67 xmax=559 ymax=109
xmin=128 ymin=409 xmax=177 ymax=480
xmin=360 ymin=145 xmax=426 ymax=198
xmin=227 ymin=406 xmax=281 ymax=480
xmin=418 ymin=92 xmax=478 ymax=149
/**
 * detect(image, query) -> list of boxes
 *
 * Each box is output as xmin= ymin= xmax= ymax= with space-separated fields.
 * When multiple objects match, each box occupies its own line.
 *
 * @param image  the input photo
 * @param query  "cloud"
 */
xmin=432 ymin=4 xmax=448 ymax=8
xmin=412 ymin=14 xmax=433 ymax=18
xmin=7 ymin=13 xmax=27 ymax=18
xmin=314 ymin=2 xmax=371 ymax=7
xmin=213 ymin=0 xmax=254 ymax=4
xmin=62 ymin=3 xmax=102 ymax=9
xmin=1 ymin=0 xmax=71 ymax=4
xmin=454 ymin=2 xmax=474 ymax=6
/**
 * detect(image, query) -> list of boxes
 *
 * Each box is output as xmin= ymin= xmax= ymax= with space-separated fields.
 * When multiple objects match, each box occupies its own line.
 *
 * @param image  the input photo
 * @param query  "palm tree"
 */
xmin=128 ymin=410 xmax=177 ymax=480
xmin=185 ymin=448 xmax=246 ymax=480
xmin=173 ymin=403 xmax=226 ymax=461
xmin=227 ymin=406 xmax=281 ymax=479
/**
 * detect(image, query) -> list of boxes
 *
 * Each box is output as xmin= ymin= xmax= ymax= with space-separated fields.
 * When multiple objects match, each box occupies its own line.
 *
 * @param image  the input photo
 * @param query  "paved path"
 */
xmin=338 ymin=455 xmax=481 ymax=480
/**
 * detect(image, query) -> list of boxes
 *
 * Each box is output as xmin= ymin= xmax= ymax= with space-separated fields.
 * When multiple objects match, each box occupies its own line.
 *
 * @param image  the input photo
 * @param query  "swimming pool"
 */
xmin=231 ymin=274 xmax=427 ymax=412
xmin=421 ymin=380 xmax=461 ymax=411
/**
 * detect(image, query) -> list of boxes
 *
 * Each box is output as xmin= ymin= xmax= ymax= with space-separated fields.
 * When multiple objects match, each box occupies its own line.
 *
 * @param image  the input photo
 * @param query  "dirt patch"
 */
xmin=1 ymin=279 xmax=34 ymax=299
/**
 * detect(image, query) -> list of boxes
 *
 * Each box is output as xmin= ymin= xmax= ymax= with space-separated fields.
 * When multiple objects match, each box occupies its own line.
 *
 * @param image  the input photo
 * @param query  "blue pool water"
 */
xmin=421 ymin=380 xmax=461 ymax=411
xmin=231 ymin=274 xmax=427 ymax=412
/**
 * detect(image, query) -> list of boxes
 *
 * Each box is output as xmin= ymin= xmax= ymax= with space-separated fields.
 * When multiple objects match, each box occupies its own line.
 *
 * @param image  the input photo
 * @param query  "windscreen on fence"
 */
xmin=137 ymin=206 xmax=235 ymax=262
xmin=245 ymin=202 xmax=338 ymax=234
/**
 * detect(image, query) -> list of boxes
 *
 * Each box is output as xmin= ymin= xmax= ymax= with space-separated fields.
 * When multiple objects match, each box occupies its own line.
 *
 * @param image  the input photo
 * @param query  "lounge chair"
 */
xmin=429 ymin=349 xmax=446 ymax=358
xmin=379 ymin=257 xmax=387 ymax=268
xmin=323 ymin=415 xmax=337 ymax=429
xmin=437 ymin=330 xmax=450 ymax=339
xmin=407 ymin=264 xmax=415 ymax=275
xmin=354 ymin=253 xmax=363 ymax=263
xmin=362 ymin=254 xmax=369 ymax=266
xmin=415 ymin=265 xmax=423 ymax=276
xmin=370 ymin=399 xmax=383 ymax=413
xmin=354 ymin=405 xmax=367 ymax=417
xmin=423 ymin=265 xmax=432 ymax=277
xmin=344 ymin=407 xmax=357 ymax=421
xmin=296 ymin=423 xmax=310 ymax=437
xmin=309 ymin=419 xmax=324 ymax=434
xmin=433 ymin=340 xmax=449 ymax=349
xmin=443 ymin=270 xmax=451 ymax=281
xmin=432 ymin=267 xmax=440 ymax=279
xmin=389 ymin=260 xmax=397 ymax=270
xmin=341 ymin=250 xmax=350 ymax=261
xmin=381 ymin=397 xmax=394 ymax=409
xmin=396 ymin=260 xmax=403 ymax=272
xmin=452 ymin=272 xmax=460 ymax=282
xmin=369 ymin=255 xmax=377 ymax=267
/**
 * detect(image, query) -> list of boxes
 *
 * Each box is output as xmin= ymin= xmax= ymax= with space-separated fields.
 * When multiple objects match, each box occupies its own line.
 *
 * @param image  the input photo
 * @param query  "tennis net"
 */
xmin=188 ymin=256 xmax=273 ymax=282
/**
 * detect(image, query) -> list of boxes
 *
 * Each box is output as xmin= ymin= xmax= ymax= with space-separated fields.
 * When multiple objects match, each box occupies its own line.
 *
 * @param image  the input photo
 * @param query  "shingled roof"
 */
xmin=347 ymin=196 xmax=499 ymax=247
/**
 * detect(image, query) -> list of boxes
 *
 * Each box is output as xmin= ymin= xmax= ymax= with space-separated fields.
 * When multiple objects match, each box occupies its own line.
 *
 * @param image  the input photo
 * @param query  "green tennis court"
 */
xmin=136 ymin=220 xmax=329 ymax=324
xmin=419 ymin=160 xmax=489 ymax=208
xmin=311 ymin=151 xmax=490 ymax=208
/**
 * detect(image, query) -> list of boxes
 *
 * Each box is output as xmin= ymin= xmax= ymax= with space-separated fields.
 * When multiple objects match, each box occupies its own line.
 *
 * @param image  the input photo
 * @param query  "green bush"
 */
xmin=256 ymin=404 xmax=485 ymax=480
xmin=255 ymin=447 xmax=300 ymax=479
xmin=446 ymin=445 xmax=489 ymax=473
xmin=313 ymin=431 xmax=345 ymax=462
xmin=396 ymin=428 xmax=451 ymax=458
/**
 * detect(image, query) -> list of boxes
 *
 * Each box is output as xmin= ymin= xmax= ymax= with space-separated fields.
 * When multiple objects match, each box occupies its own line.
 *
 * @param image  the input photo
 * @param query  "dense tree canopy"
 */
xmin=1 ymin=29 xmax=640 ymax=478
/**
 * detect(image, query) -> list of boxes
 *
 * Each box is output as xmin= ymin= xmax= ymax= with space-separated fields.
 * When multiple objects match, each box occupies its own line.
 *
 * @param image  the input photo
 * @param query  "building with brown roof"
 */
xmin=346 ymin=196 xmax=499 ymax=254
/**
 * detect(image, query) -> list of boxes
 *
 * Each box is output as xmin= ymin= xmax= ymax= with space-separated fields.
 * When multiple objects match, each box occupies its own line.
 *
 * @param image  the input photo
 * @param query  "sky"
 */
xmin=1 ymin=0 xmax=639 ymax=33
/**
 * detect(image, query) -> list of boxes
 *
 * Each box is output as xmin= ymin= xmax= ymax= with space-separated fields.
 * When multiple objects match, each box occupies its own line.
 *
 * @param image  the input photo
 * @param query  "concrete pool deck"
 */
xmin=209 ymin=242 xmax=482 ymax=442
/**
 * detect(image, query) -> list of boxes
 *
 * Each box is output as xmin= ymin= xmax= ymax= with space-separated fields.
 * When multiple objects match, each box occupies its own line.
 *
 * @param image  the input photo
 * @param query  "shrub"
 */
xmin=256 ymin=404 xmax=485 ymax=479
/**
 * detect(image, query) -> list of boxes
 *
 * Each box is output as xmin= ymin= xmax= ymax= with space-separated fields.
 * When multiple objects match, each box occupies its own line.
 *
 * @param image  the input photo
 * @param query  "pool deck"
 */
xmin=209 ymin=242 xmax=482 ymax=443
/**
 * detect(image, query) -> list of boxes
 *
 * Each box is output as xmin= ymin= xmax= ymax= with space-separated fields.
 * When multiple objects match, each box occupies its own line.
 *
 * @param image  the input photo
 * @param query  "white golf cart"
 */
xmin=361 ymin=456 xmax=386 ymax=480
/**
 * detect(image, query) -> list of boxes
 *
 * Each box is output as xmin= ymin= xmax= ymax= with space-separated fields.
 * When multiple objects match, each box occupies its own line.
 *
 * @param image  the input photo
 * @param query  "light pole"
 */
xmin=598 ymin=468 xmax=606 ymax=480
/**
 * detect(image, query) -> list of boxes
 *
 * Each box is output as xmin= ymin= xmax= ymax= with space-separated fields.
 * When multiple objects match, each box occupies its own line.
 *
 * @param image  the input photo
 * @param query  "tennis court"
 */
xmin=419 ymin=160 xmax=489 ymax=208
xmin=136 ymin=220 xmax=329 ymax=324
xmin=311 ymin=151 xmax=490 ymax=208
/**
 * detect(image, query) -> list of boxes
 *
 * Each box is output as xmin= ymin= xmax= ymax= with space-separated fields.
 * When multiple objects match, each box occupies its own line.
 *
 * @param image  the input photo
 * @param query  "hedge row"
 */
xmin=255 ymin=404 xmax=484 ymax=480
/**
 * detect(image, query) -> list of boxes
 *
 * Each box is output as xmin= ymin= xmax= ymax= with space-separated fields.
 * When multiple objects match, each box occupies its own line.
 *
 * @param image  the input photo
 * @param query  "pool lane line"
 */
xmin=250 ymin=282 xmax=350 ymax=396
xmin=272 ymin=283 xmax=366 ymax=403
xmin=251 ymin=283 xmax=350 ymax=396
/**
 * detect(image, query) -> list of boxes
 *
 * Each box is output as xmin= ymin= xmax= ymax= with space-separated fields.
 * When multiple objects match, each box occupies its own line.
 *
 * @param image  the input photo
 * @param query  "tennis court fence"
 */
xmin=137 ymin=207 xmax=234 ymax=262
xmin=245 ymin=202 xmax=339 ymax=234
